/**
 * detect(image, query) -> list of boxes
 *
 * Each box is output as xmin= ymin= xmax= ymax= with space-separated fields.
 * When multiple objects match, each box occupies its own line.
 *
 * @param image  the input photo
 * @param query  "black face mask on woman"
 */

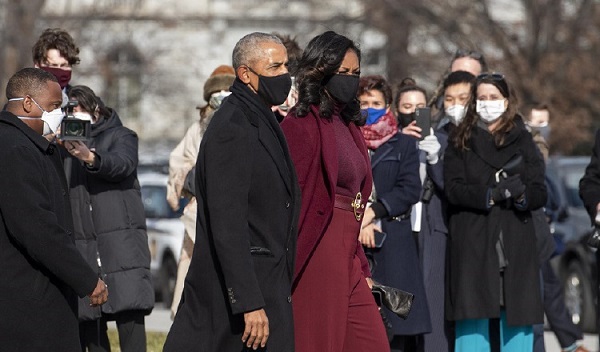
xmin=325 ymin=74 xmax=360 ymax=104
xmin=247 ymin=66 xmax=292 ymax=106
xmin=398 ymin=112 xmax=415 ymax=128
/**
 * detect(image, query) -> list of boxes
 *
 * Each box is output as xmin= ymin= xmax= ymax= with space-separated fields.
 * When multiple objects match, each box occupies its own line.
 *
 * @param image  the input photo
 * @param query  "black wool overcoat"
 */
xmin=0 ymin=111 xmax=98 ymax=351
xmin=444 ymin=118 xmax=546 ymax=326
xmin=163 ymin=79 xmax=300 ymax=352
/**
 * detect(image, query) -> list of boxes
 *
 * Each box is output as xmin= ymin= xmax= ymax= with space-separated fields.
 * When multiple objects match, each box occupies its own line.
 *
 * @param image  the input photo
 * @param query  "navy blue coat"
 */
xmin=369 ymin=132 xmax=431 ymax=335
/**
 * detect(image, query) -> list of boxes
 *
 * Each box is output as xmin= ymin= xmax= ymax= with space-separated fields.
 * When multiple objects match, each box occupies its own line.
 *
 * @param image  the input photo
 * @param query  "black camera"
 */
xmin=59 ymin=100 xmax=91 ymax=141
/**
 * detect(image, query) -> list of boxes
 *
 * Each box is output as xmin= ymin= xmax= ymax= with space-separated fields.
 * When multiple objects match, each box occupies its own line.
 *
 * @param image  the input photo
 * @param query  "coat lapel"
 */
xmin=232 ymin=80 xmax=294 ymax=195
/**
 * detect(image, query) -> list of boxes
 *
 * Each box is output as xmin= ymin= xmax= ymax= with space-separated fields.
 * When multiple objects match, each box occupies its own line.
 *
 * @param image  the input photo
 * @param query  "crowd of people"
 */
xmin=2 ymin=26 xmax=600 ymax=352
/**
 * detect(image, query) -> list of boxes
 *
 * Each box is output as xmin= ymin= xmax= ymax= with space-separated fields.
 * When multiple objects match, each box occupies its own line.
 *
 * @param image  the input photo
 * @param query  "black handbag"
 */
xmin=371 ymin=281 xmax=414 ymax=319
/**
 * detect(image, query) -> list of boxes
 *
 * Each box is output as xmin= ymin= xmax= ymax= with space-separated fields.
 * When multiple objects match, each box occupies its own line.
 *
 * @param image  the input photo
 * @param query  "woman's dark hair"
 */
xmin=394 ymin=77 xmax=427 ymax=112
xmin=442 ymin=70 xmax=476 ymax=92
xmin=67 ymin=85 xmax=111 ymax=120
xmin=294 ymin=31 xmax=362 ymax=124
xmin=453 ymin=73 xmax=519 ymax=149
xmin=358 ymin=75 xmax=392 ymax=106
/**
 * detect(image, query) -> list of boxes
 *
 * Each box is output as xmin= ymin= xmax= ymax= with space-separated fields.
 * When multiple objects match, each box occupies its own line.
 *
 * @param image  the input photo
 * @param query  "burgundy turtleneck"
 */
xmin=332 ymin=114 xmax=367 ymax=197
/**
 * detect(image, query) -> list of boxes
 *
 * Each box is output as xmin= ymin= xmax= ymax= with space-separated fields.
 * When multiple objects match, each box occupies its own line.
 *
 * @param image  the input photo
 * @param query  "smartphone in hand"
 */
xmin=415 ymin=107 xmax=431 ymax=140
xmin=374 ymin=230 xmax=387 ymax=248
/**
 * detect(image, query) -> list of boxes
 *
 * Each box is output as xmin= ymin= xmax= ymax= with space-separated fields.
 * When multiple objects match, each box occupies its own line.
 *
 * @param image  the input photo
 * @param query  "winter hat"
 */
xmin=203 ymin=65 xmax=235 ymax=102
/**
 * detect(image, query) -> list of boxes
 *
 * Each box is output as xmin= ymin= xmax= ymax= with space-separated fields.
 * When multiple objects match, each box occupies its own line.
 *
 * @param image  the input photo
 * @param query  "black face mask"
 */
xmin=325 ymin=74 xmax=360 ymax=104
xmin=248 ymin=67 xmax=292 ymax=106
xmin=398 ymin=112 xmax=415 ymax=128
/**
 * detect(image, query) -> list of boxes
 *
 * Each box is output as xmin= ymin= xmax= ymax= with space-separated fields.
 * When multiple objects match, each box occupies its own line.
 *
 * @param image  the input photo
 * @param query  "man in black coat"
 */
xmin=0 ymin=68 xmax=108 ymax=351
xmin=164 ymin=32 xmax=300 ymax=352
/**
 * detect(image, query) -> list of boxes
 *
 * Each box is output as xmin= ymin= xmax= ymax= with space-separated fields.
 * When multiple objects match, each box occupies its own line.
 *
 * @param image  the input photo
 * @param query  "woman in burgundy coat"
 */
xmin=281 ymin=31 xmax=390 ymax=352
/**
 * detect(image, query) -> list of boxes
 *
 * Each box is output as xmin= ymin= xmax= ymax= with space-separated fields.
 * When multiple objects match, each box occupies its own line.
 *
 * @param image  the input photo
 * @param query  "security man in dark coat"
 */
xmin=164 ymin=32 xmax=300 ymax=352
xmin=0 ymin=68 xmax=108 ymax=351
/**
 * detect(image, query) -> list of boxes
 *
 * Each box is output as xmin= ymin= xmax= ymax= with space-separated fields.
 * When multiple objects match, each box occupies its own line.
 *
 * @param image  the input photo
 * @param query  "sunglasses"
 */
xmin=455 ymin=49 xmax=483 ymax=60
xmin=476 ymin=73 xmax=505 ymax=81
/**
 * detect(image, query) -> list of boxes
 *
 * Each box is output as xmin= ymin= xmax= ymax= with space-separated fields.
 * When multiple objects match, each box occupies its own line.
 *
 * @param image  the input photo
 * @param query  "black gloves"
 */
xmin=491 ymin=175 xmax=526 ymax=202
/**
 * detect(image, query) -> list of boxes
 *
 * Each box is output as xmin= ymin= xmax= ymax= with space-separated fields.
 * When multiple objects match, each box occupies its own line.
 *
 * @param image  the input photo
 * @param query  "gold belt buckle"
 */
xmin=351 ymin=192 xmax=364 ymax=221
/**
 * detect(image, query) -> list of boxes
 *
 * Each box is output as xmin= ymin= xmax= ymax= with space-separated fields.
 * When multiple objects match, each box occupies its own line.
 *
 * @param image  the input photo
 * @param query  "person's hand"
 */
xmin=491 ymin=175 xmax=526 ymax=202
xmin=88 ymin=279 xmax=108 ymax=306
xmin=365 ymin=277 xmax=374 ymax=289
xmin=242 ymin=309 xmax=269 ymax=350
xmin=359 ymin=222 xmax=382 ymax=248
xmin=418 ymin=130 xmax=441 ymax=164
xmin=401 ymin=120 xmax=422 ymax=139
xmin=65 ymin=141 xmax=95 ymax=165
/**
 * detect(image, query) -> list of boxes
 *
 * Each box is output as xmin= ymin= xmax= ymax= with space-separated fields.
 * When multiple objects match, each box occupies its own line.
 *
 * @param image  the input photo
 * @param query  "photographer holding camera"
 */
xmin=61 ymin=85 xmax=154 ymax=352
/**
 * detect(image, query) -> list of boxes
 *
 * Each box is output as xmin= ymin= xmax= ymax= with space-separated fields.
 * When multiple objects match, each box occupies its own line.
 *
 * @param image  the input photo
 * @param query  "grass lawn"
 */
xmin=107 ymin=329 xmax=167 ymax=352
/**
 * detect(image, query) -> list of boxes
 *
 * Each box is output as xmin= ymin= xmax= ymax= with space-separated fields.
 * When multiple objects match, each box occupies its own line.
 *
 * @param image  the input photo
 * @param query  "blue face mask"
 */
xmin=363 ymin=107 xmax=387 ymax=125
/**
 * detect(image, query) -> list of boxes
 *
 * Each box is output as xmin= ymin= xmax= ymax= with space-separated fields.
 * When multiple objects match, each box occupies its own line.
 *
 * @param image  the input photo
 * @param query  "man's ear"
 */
xmin=22 ymin=96 xmax=35 ymax=114
xmin=237 ymin=66 xmax=251 ymax=84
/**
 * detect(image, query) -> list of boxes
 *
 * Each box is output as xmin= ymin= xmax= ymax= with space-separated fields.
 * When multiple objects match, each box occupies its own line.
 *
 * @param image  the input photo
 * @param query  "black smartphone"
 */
xmin=374 ymin=230 xmax=387 ymax=248
xmin=415 ymin=107 xmax=431 ymax=140
xmin=372 ymin=289 xmax=383 ymax=307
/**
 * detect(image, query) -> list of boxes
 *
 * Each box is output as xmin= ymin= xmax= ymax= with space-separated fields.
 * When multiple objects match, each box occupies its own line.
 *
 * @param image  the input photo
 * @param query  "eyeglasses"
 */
xmin=476 ymin=73 xmax=505 ymax=81
xmin=454 ymin=49 xmax=483 ymax=60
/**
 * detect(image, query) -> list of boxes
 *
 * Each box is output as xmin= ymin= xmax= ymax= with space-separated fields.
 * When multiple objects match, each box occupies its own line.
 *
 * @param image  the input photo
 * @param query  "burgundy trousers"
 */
xmin=293 ymin=207 xmax=390 ymax=352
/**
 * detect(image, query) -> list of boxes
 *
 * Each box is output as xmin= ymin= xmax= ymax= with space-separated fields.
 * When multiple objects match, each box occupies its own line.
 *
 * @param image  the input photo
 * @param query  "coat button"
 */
xmin=285 ymin=201 xmax=290 ymax=208
xmin=47 ymin=148 xmax=54 ymax=155
xmin=287 ymin=296 xmax=292 ymax=303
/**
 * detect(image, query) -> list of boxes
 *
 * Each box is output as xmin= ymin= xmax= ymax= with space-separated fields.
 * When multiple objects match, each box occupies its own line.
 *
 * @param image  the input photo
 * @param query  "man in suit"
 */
xmin=0 ymin=68 xmax=108 ymax=351
xmin=164 ymin=32 xmax=300 ymax=352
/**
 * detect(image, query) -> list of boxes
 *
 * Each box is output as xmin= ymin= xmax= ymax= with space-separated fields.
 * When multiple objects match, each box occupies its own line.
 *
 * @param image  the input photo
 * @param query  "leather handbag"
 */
xmin=371 ymin=281 xmax=414 ymax=319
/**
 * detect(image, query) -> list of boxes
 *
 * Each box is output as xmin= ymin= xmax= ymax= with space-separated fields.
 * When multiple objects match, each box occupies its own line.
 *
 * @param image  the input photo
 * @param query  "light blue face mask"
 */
xmin=363 ymin=107 xmax=387 ymax=125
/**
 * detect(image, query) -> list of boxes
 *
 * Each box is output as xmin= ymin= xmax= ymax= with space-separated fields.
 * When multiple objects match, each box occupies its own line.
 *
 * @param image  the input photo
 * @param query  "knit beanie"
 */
xmin=203 ymin=65 xmax=235 ymax=102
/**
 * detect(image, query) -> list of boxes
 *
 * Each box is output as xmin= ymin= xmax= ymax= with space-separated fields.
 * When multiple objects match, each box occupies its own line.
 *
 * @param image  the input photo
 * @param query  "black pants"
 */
xmin=80 ymin=310 xmax=147 ymax=352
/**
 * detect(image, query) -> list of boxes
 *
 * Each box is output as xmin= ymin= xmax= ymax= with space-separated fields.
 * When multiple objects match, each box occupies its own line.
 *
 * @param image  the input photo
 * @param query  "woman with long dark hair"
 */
xmin=62 ymin=85 xmax=154 ymax=352
xmin=281 ymin=31 xmax=390 ymax=352
xmin=444 ymin=74 xmax=546 ymax=351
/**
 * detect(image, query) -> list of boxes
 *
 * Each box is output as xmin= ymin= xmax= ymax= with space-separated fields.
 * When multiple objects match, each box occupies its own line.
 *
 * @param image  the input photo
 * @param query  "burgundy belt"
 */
xmin=334 ymin=192 xmax=365 ymax=221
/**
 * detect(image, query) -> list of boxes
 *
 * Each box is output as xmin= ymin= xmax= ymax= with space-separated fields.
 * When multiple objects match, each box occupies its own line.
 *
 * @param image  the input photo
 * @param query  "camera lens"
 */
xmin=64 ymin=120 xmax=84 ymax=136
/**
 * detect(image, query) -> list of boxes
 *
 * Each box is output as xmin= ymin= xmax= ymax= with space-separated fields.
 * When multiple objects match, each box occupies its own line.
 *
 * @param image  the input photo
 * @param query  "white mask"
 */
xmin=476 ymin=99 xmax=506 ymax=123
xmin=10 ymin=97 xmax=64 ymax=135
xmin=209 ymin=91 xmax=231 ymax=110
xmin=445 ymin=104 xmax=467 ymax=126
xmin=73 ymin=112 xmax=93 ymax=122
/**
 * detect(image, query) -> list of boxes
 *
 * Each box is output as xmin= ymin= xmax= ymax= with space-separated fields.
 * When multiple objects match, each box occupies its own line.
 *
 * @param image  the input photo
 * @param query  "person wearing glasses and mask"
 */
xmin=166 ymin=64 xmax=235 ymax=318
xmin=444 ymin=73 xmax=546 ymax=351
xmin=281 ymin=31 xmax=390 ymax=352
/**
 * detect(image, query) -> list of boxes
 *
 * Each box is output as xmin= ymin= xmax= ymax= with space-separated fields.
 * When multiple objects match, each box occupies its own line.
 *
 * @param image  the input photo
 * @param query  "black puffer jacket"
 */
xmin=63 ymin=109 xmax=154 ymax=321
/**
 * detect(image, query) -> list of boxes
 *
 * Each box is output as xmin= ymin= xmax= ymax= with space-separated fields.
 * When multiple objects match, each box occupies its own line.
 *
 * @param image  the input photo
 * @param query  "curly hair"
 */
xmin=32 ymin=28 xmax=80 ymax=66
xmin=294 ymin=31 xmax=362 ymax=124
xmin=453 ymin=74 xmax=519 ymax=150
